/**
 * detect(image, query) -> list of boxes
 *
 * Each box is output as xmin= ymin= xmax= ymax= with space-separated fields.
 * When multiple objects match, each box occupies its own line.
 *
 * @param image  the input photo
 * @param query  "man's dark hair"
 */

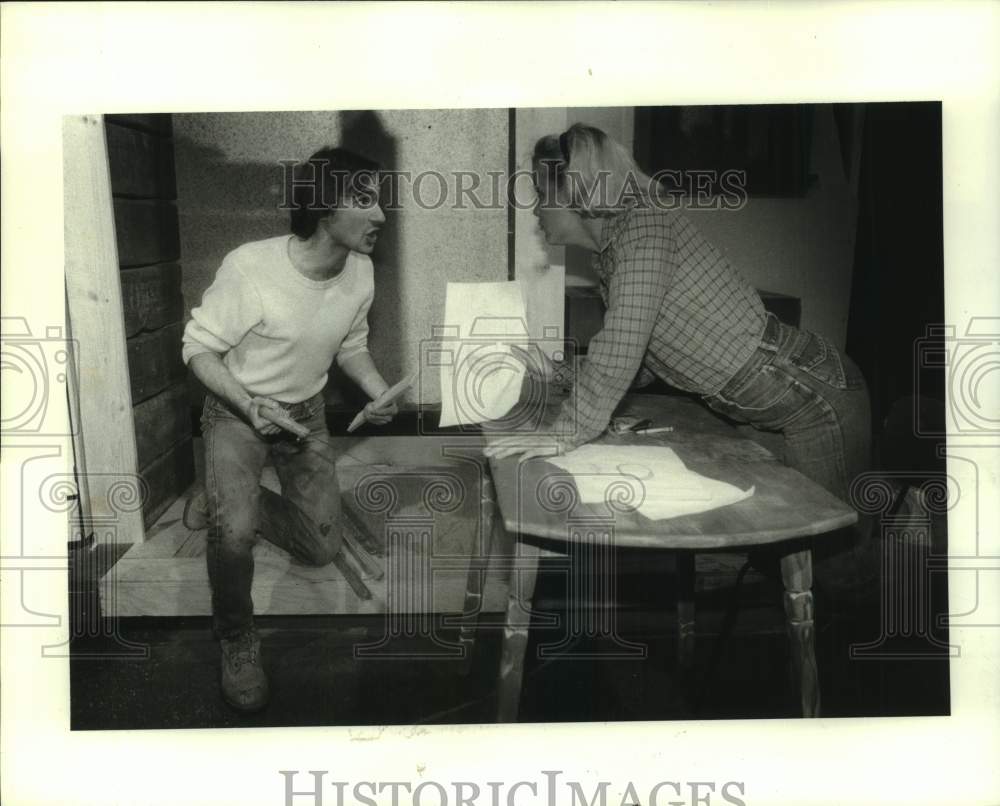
xmin=288 ymin=147 xmax=380 ymax=239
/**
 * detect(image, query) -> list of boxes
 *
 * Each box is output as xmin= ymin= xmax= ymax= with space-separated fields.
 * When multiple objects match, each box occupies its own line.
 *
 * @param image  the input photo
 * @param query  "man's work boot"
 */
xmin=220 ymin=629 xmax=269 ymax=712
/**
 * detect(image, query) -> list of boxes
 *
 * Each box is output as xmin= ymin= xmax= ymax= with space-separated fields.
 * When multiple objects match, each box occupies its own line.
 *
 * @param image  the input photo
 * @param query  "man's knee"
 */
xmin=209 ymin=506 xmax=259 ymax=545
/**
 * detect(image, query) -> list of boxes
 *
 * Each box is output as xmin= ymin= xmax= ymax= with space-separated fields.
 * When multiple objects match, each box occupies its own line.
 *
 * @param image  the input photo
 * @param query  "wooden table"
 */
xmin=485 ymin=394 xmax=857 ymax=720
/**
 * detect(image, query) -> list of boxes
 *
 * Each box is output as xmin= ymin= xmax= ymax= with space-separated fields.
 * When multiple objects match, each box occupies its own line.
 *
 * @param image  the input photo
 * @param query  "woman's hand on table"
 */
xmin=483 ymin=434 xmax=568 ymax=461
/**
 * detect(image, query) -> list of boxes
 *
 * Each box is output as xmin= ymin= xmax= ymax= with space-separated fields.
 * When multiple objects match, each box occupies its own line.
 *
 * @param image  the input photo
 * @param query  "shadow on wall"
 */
xmin=329 ymin=110 xmax=401 ymax=409
xmin=173 ymin=134 xmax=290 ymax=319
xmin=174 ymin=134 xmax=291 ymax=412
xmin=174 ymin=113 xmax=401 ymax=412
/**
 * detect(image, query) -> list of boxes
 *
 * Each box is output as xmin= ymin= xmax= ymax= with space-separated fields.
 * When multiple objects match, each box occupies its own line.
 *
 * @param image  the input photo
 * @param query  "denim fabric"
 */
xmin=702 ymin=315 xmax=874 ymax=591
xmin=201 ymin=391 xmax=342 ymax=638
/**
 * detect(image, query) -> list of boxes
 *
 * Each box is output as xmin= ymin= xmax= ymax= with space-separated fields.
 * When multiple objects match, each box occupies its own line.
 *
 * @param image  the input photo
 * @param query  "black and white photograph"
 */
xmin=2 ymin=4 xmax=998 ymax=806
xmin=62 ymin=101 xmax=951 ymax=728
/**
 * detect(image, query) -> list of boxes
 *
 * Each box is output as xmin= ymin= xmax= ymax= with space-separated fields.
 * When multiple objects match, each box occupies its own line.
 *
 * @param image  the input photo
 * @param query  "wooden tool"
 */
xmin=347 ymin=371 xmax=416 ymax=433
xmin=259 ymin=405 xmax=310 ymax=439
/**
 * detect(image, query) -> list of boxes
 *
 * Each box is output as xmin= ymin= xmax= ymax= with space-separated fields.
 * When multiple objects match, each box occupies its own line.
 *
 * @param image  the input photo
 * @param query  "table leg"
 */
xmin=780 ymin=547 xmax=820 ymax=717
xmin=496 ymin=539 xmax=541 ymax=722
xmin=675 ymin=552 xmax=696 ymax=679
xmin=455 ymin=472 xmax=500 ymax=670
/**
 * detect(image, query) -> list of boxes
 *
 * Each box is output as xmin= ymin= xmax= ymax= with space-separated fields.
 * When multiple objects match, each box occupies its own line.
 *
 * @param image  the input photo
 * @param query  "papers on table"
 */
xmin=438 ymin=281 xmax=529 ymax=427
xmin=548 ymin=444 xmax=754 ymax=521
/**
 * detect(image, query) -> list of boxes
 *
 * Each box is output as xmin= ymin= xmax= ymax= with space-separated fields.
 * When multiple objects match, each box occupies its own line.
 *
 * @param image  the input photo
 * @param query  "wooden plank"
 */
xmin=126 ymin=321 xmax=186 ymax=404
xmin=106 ymin=461 xmax=514 ymax=616
xmin=63 ymin=115 xmax=145 ymax=544
xmin=128 ymin=494 xmax=191 ymax=557
xmin=133 ymin=382 xmax=192 ymax=469
xmin=105 ymin=122 xmax=177 ymax=199
xmin=105 ymin=113 xmax=172 ymax=137
xmin=342 ymin=463 xmax=498 ymax=614
xmin=113 ymin=198 xmax=180 ymax=267
xmin=140 ymin=436 xmax=195 ymax=529
xmin=121 ymin=263 xmax=183 ymax=337
xmin=101 ymin=556 xmax=509 ymax=617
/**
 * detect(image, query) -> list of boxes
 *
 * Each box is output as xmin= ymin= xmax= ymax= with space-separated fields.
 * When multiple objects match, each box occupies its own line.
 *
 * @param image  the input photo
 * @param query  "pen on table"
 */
xmin=635 ymin=425 xmax=674 ymax=435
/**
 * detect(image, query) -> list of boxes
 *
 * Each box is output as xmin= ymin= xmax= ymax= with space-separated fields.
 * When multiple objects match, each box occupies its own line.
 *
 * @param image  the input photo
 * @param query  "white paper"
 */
xmin=438 ymin=281 xmax=529 ymax=427
xmin=549 ymin=444 xmax=754 ymax=520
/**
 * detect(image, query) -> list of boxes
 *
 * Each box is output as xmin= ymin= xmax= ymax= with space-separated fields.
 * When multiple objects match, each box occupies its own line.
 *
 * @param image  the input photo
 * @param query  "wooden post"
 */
xmin=63 ymin=115 xmax=145 ymax=545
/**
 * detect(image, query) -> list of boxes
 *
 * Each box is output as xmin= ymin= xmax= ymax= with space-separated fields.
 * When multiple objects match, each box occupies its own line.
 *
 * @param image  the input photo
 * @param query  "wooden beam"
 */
xmin=126 ymin=321 xmax=186 ymax=404
xmin=100 ymin=554 xmax=509 ymax=617
xmin=120 ymin=263 xmax=183 ymax=337
xmin=113 ymin=199 xmax=180 ymax=267
xmin=106 ymin=122 xmax=177 ymax=200
xmin=133 ymin=382 xmax=192 ymax=470
xmin=63 ymin=115 xmax=145 ymax=545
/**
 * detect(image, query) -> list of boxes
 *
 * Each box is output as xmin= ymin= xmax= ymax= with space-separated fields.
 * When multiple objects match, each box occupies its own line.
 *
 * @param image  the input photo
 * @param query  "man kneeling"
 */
xmin=182 ymin=147 xmax=397 ymax=712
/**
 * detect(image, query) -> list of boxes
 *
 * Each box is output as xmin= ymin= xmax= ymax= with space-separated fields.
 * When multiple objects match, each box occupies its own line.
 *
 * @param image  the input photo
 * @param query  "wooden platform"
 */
xmin=101 ymin=432 xmax=773 ymax=620
xmin=101 ymin=436 xmax=513 ymax=618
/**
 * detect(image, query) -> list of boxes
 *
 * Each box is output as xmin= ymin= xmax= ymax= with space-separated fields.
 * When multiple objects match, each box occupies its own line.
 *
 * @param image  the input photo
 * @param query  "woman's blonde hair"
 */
xmin=532 ymin=123 xmax=656 ymax=217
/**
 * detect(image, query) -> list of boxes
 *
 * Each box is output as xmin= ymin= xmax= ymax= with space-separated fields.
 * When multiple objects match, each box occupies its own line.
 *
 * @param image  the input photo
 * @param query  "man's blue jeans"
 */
xmin=702 ymin=314 xmax=873 ymax=592
xmin=201 ymin=391 xmax=342 ymax=638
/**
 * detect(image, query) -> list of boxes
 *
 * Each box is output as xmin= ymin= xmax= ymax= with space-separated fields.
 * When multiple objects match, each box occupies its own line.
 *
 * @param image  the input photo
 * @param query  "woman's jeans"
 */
xmin=201 ymin=391 xmax=342 ymax=639
xmin=702 ymin=314 xmax=873 ymax=592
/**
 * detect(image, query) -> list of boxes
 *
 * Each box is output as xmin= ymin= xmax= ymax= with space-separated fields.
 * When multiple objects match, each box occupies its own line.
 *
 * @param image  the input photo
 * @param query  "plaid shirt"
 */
xmin=550 ymin=205 xmax=766 ymax=449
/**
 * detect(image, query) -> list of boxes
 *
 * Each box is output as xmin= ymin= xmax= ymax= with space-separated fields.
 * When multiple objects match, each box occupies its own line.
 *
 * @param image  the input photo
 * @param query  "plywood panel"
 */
xmin=114 ymin=198 xmax=180 ymax=267
xmin=103 ymin=456 xmax=513 ymax=617
xmin=63 ymin=115 xmax=145 ymax=543
xmin=120 ymin=263 xmax=183 ymax=337
xmin=101 ymin=556 xmax=508 ymax=617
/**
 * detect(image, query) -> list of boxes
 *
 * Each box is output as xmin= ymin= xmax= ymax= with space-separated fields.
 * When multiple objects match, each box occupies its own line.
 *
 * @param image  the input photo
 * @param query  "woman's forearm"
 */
xmin=338 ymin=351 xmax=390 ymax=400
xmin=188 ymin=352 xmax=253 ymax=416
